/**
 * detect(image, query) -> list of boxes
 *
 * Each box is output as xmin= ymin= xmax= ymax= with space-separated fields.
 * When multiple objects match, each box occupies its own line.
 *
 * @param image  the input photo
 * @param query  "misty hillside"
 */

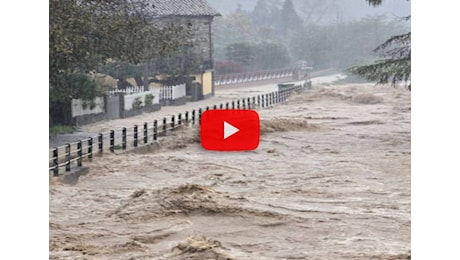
xmin=211 ymin=0 xmax=410 ymax=73
xmin=207 ymin=0 xmax=410 ymax=22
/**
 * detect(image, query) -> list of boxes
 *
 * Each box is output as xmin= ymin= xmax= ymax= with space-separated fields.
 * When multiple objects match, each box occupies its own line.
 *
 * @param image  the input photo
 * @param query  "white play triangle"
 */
xmin=224 ymin=121 xmax=239 ymax=139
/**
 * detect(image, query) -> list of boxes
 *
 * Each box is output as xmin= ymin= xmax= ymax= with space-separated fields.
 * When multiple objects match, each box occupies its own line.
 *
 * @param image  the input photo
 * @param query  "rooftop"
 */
xmin=148 ymin=0 xmax=221 ymax=17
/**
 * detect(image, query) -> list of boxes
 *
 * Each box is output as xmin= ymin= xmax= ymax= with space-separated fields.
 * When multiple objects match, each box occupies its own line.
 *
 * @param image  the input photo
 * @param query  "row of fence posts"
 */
xmin=50 ymin=84 xmax=304 ymax=176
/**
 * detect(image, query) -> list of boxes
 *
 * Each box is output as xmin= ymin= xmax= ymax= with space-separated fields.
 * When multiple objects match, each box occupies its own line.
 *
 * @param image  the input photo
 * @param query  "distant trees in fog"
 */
xmin=213 ymin=0 xmax=409 ymax=73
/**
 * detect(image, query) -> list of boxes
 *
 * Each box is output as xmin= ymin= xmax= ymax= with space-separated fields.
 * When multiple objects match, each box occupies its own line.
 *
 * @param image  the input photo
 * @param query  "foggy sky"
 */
xmin=208 ymin=0 xmax=411 ymax=23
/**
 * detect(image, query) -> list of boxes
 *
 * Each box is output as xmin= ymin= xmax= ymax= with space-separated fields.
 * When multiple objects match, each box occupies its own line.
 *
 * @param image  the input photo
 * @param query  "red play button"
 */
xmin=200 ymin=110 xmax=260 ymax=151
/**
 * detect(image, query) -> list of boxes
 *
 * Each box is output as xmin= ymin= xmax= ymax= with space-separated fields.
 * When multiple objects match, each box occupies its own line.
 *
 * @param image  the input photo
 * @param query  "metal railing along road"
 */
xmin=49 ymin=82 xmax=311 ymax=176
xmin=214 ymin=68 xmax=295 ymax=86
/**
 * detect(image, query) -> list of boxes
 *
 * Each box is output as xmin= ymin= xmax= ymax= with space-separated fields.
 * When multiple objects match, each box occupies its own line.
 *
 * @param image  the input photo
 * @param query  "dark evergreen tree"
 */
xmin=349 ymin=0 xmax=411 ymax=89
xmin=278 ymin=0 xmax=303 ymax=37
xmin=251 ymin=0 xmax=282 ymax=27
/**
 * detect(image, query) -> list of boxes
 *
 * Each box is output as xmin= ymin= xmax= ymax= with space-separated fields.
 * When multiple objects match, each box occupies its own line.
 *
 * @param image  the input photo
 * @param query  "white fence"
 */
xmin=124 ymin=89 xmax=160 ymax=111
xmin=108 ymin=84 xmax=186 ymax=101
xmin=71 ymin=97 xmax=105 ymax=117
xmin=107 ymin=86 xmax=154 ymax=96
xmin=159 ymin=84 xmax=186 ymax=100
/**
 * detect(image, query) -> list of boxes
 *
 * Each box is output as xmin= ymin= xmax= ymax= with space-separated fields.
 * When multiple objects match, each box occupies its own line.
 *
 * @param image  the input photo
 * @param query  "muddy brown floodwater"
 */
xmin=50 ymin=83 xmax=411 ymax=260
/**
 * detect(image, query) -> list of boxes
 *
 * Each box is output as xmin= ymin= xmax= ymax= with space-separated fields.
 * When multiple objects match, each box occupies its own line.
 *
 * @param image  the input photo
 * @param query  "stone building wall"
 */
xmin=158 ymin=16 xmax=214 ymax=73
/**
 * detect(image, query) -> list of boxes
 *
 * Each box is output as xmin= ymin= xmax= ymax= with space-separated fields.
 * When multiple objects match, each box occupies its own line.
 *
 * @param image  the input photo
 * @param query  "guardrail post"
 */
xmin=98 ymin=133 xmax=103 ymax=154
xmin=163 ymin=117 xmax=167 ymax=133
xmin=65 ymin=143 xmax=71 ymax=172
xmin=257 ymin=95 xmax=260 ymax=108
xmin=178 ymin=113 xmax=182 ymax=126
xmin=213 ymin=105 xmax=217 ymax=110
xmin=226 ymin=102 xmax=229 ymax=109
xmin=153 ymin=120 xmax=158 ymax=140
xmin=242 ymin=99 xmax=246 ymax=109
xmin=192 ymin=110 xmax=196 ymax=125
xmin=171 ymin=115 xmax=175 ymax=129
xmin=232 ymin=101 xmax=235 ymax=109
xmin=122 ymin=128 xmax=127 ymax=150
xmin=206 ymin=106 xmax=209 ymax=111
xmin=247 ymin=98 xmax=251 ymax=109
xmin=261 ymin=95 xmax=265 ymax=108
xmin=88 ymin=137 xmax=93 ymax=160
xmin=53 ymin=148 xmax=58 ymax=176
xmin=220 ymin=103 xmax=223 ymax=109
xmin=77 ymin=141 xmax=82 ymax=167
xmin=110 ymin=130 xmax=115 ymax=152
xmin=237 ymin=100 xmax=240 ymax=109
xmin=143 ymin=123 xmax=148 ymax=144
xmin=134 ymin=125 xmax=138 ymax=147
xmin=185 ymin=111 xmax=189 ymax=124
xmin=198 ymin=108 xmax=202 ymax=124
